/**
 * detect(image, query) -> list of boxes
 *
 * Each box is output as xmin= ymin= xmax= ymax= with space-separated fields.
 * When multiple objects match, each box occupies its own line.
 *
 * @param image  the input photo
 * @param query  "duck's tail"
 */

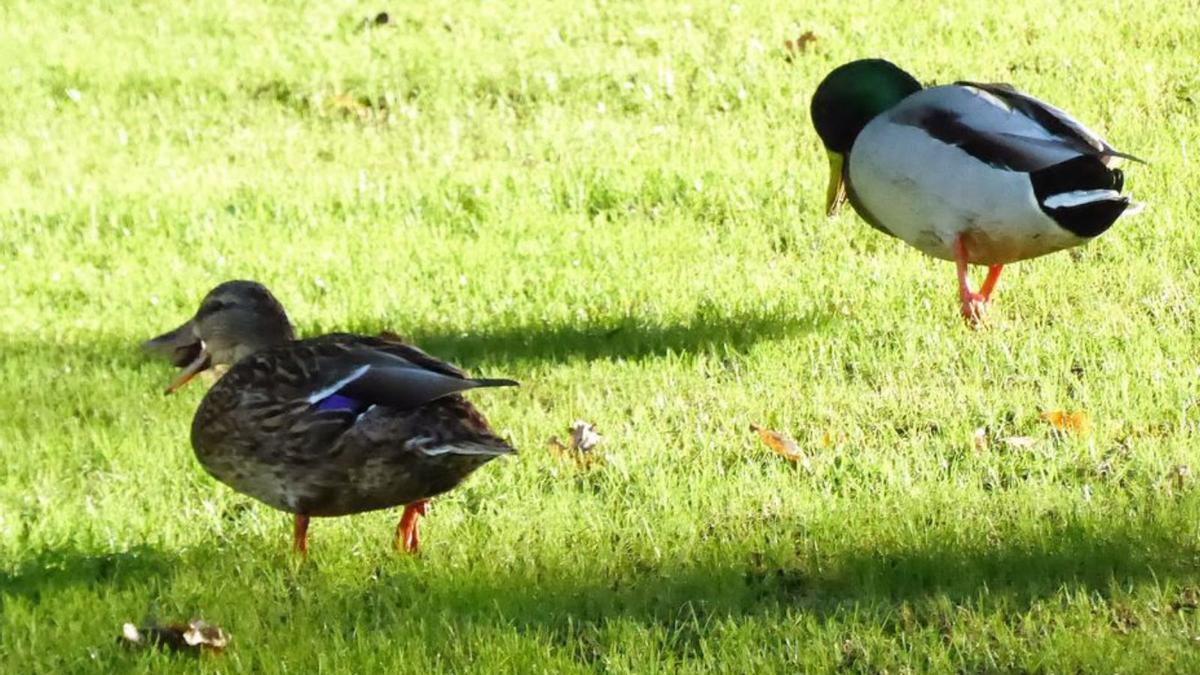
xmin=420 ymin=437 xmax=516 ymax=457
xmin=1031 ymin=155 xmax=1135 ymax=238
xmin=469 ymin=377 xmax=519 ymax=389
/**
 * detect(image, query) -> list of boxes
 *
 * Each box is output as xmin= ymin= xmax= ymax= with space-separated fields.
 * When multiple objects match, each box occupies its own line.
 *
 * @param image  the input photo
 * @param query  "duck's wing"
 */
xmin=303 ymin=340 xmax=517 ymax=413
xmin=957 ymin=82 xmax=1143 ymax=166
xmin=879 ymin=83 xmax=1140 ymax=238
xmin=306 ymin=332 xmax=471 ymax=379
xmin=887 ymin=84 xmax=1137 ymax=174
xmin=205 ymin=338 xmax=516 ymax=451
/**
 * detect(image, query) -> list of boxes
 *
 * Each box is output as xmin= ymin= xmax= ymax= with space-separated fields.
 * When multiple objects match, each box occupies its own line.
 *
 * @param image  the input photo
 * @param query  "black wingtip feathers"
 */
xmin=472 ymin=378 xmax=520 ymax=389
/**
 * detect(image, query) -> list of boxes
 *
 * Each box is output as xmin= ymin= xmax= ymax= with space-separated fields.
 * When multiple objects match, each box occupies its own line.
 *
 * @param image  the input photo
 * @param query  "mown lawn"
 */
xmin=3 ymin=0 xmax=1200 ymax=671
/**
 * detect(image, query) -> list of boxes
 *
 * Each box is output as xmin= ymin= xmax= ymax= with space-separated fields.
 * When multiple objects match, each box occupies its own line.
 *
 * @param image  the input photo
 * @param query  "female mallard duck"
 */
xmin=810 ymin=58 xmax=1142 ymax=322
xmin=144 ymin=280 xmax=517 ymax=554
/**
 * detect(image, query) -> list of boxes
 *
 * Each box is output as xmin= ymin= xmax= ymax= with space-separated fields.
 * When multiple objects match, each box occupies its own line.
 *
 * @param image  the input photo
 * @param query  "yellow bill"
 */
xmin=825 ymin=150 xmax=847 ymax=216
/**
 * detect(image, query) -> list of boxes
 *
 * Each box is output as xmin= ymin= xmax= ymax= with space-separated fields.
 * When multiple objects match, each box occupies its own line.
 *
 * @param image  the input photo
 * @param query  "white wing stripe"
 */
xmin=306 ymin=364 xmax=370 ymax=403
xmin=420 ymin=443 xmax=509 ymax=457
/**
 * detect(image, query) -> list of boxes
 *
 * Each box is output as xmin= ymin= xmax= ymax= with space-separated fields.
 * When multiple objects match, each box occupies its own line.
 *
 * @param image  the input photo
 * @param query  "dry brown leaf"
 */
xmin=323 ymin=93 xmax=388 ymax=123
xmin=972 ymin=427 xmax=988 ymax=452
xmin=751 ymin=424 xmax=811 ymax=470
xmin=1041 ymin=410 xmax=1091 ymax=435
xmin=783 ymin=31 xmax=819 ymax=62
xmin=1172 ymin=587 xmax=1200 ymax=612
xmin=549 ymin=420 xmax=604 ymax=468
xmin=120 ymin=619 xmax=229 ymax=654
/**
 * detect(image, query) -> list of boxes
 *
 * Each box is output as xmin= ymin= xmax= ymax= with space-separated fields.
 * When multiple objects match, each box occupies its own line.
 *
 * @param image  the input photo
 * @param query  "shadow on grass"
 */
xmin=0 ymin=304 xmax=828 ymax=431
xmin=1 ymin=305 xmax=830 ymax=379
xmin=8 ymin=517 xmax=1192 ymax=610
xmin=4 ymin=514 xmax=1198 ymax=667
xmin=341 ymin=306 xmax=834 ymax=366
xmin=330 ymin=517 xmax=1200 ymax=637
xmin=0 ymin=546 xmax=177 ymax=602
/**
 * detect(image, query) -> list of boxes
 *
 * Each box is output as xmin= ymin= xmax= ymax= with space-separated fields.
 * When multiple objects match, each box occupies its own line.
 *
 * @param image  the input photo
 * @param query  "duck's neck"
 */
xmin=224 ymin=328 xmax=295 ymax=366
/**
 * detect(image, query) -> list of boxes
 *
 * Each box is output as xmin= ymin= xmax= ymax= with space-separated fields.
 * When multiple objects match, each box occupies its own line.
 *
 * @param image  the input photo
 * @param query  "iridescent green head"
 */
xmin=810 ymin=59 xmax=922 ymax=215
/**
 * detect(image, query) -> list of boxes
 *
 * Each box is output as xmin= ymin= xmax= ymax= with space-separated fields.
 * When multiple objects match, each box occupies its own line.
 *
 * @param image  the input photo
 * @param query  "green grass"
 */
xmin=3 ymin=0 xmax=1200 ymax=671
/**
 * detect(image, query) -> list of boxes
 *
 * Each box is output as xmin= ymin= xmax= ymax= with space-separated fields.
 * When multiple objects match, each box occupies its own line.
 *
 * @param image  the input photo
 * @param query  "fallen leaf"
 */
xmin=1000 ymin=436 xmax=1038 ymax=450
xmin=326 ymin=93 xmax=367 ymax=114
xmin=820 ymin=430 xmax=835 ymax=449
xmin=569 ymin=421 xmax=601 ymax=451
xmin=751 ymin=424 xmax=812 ymax=470
xmin=1040 ymin=410 xmax=1090 ymax=435
xmin=549 ymin=420 xmax=604 ymax=468
xmin=321 ymin=92 xmax=389 ymax=123
xmin=1172 ymin=587 xmax=1200 ymax=612
xmin=120 ymin=619 xmax=229 ymax=654
xmin=1175 ymin=464 xmax=1191 ymax=490
xmin=783 ymin=31 xmax=818 ymax=62
xmin=972 ymin=427 xmax=987 ymax=452
xmin=1109 ymin=604 xmax=1139 ymax=634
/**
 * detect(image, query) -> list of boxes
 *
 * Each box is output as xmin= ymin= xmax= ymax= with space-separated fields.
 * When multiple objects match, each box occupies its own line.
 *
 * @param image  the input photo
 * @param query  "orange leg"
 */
xmin=394 ymin=500 xmax=430 ymax=554
xmin=293 ymin=514 xmax=310 ymax=555
xmin=979 ymin=264 xmax=1004 ymax=302
xmin=953 ymin=235 xmax=990 ymax=324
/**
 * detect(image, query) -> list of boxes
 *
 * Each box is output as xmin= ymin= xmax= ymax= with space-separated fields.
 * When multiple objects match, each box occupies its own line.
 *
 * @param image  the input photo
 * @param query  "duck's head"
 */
xmin=810 ymin=59 xmax=922 ymax=216
xmin=144 ymin=280 xmax=295 ymax=394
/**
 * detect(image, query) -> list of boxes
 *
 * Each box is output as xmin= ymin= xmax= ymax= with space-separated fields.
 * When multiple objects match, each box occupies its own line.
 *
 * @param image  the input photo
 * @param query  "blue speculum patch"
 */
xmin=314 ymin=393 xmax=366 ymax=413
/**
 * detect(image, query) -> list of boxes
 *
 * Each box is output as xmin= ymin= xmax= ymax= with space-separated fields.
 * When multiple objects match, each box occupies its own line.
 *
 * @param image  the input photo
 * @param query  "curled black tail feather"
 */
xmin=1030 ymin=155 xmax=1130 ymax=238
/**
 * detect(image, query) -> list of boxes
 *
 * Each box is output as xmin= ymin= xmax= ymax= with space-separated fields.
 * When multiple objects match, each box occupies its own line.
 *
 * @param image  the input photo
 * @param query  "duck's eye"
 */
xmin=196 ymin=299 xmax=230 ymax=319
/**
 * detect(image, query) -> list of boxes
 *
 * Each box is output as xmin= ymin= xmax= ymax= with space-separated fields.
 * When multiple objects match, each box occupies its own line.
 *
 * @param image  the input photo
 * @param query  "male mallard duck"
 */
xmin=810 ymin=58 xmax=1142 ymax=321
xmin=144 ymin=280 xmax=517 ymax=554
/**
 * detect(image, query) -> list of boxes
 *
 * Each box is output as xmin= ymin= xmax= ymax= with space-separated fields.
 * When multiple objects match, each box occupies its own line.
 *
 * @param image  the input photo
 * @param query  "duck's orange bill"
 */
xmin=165 ymin=345 xmax=210 ymax=394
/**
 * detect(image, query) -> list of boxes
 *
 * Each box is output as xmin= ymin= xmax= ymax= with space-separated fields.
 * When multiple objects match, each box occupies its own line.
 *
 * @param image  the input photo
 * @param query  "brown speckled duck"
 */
xmin=144 ymin=280 xmax=517 ymax=555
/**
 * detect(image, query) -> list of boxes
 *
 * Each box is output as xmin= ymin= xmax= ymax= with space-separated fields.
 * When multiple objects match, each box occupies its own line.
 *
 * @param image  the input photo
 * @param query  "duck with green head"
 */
xmin=811 ymin=59 xmax=1142 ymax=322
xmin=145 ymin=280 xmax=518 ymax=555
